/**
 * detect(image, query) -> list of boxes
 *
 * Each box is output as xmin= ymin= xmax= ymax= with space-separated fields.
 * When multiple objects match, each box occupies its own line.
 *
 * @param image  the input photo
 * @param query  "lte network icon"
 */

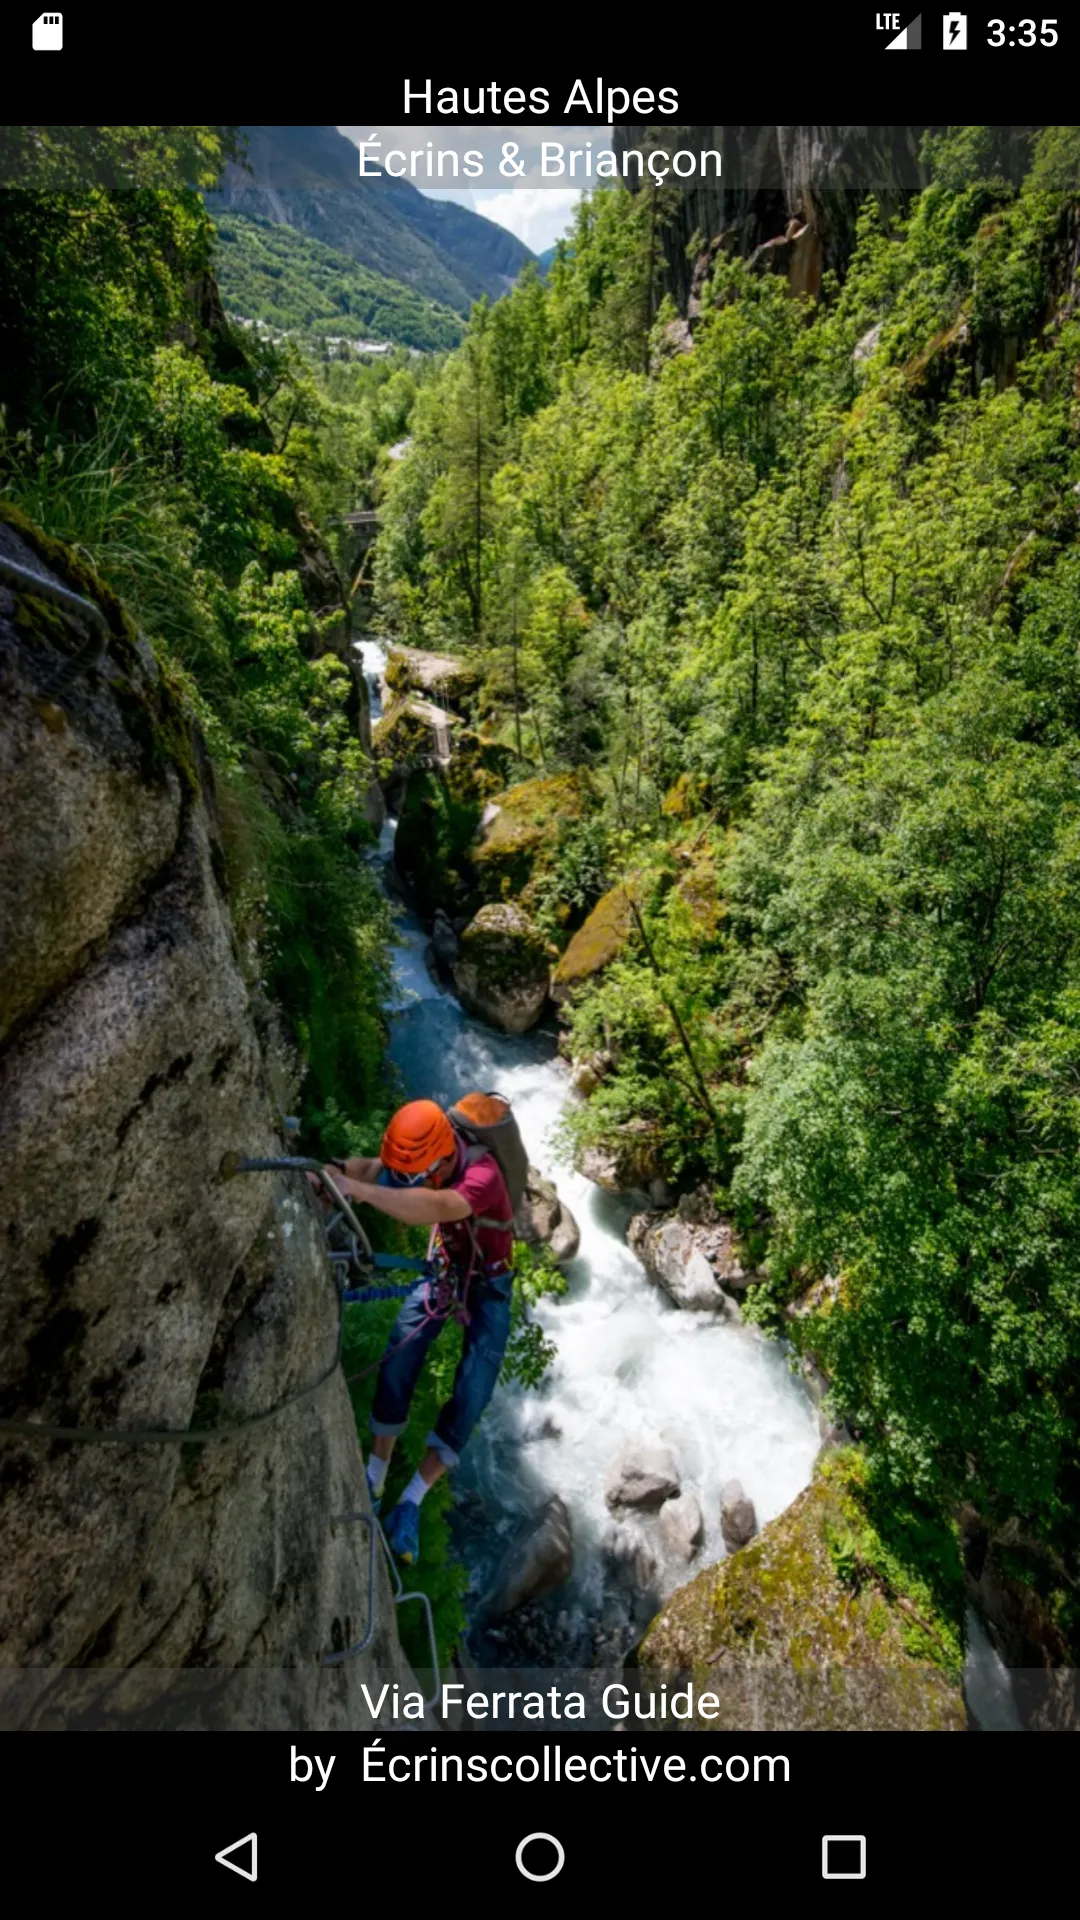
xmin=943 ymin=10 xmax=967 ymax=45
xmin=32 ymin=11 xmax=63 ymax=47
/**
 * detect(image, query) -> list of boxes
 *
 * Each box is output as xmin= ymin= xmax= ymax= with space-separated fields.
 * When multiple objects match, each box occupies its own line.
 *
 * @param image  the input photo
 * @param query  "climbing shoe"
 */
xmin=383 ymin=1499 xmax=421 ymax=1565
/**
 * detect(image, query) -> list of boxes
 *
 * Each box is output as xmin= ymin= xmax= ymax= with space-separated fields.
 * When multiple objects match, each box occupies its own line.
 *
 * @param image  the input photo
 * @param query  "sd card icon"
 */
xmin=32 ymin=12 xmax=64 ymax=47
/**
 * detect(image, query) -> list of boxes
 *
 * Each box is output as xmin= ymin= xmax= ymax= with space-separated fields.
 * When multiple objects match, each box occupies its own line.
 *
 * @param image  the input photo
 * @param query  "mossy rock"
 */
xmin=0 ymin=502 xmax=200 ymax=804
xmin=662 ymin=771 xmax=709 ymax=818
xmin=551 ymin=886 xmax=634 ymax=1001
xmin=672 ymin=856 xmax=726 ymax=938
xmin=470 ymin=770 xmax=594 ymax=909
xmin=452 ymin=901 xmax=551 ymax=1035
xmin=444 ymin=729 xmax=516 ymax=808
xmin=384 ymin=643 xmax=482 ymax=712
xmin=373 ymin=697 xmax=449 ymax=766
xmin=637 ymin=1450 xmax=966 ymax=1731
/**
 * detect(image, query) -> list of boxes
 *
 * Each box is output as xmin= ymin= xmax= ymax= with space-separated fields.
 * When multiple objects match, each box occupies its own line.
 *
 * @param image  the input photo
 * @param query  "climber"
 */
xmin=320 ymin=1097 xmax=515 ymax=1565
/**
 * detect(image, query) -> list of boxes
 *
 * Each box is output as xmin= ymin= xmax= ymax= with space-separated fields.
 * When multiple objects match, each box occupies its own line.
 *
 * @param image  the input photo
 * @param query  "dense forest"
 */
xmin=2 ymin=123 xmax=1079 ymax=1684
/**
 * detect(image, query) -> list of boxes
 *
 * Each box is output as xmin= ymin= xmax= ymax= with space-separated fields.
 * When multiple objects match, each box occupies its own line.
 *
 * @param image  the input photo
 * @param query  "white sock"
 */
xmin=366 ymin=1455 xmax=388 ymax=1498
xmin=401 ymin=1470 xmax=430 ymax=1508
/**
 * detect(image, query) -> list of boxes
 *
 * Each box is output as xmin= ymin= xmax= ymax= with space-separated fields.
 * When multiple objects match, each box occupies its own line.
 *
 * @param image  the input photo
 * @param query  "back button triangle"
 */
xmin=215 ymin=1832 xmax=257 ymax=1882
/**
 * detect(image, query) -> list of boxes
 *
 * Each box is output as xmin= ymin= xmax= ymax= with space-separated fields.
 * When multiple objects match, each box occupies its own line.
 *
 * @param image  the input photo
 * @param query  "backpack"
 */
xmin=448 ymin=1091 xmax=529 ymax=1230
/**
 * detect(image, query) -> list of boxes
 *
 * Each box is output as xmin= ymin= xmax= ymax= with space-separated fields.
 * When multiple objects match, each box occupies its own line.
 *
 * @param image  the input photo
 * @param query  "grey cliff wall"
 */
xmin=614 ymin=124 xmax=934 ymax=306
xmin=0 ymin=511 xmax=409 ymax=1728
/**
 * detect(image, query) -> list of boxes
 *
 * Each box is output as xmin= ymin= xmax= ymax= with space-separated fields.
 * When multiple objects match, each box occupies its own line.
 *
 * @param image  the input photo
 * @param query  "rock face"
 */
xmin=659 ymin=1490 xmax=705 ymax=1564
xmin=392 ymin=766 xmax=481 ymax=920
xmin=569 ymin=1050 xmax=612 ymax=1098
xmin=488 ymin=1496 xmax=573 ymax=1618
xmin=959 ymin=1510 xmax=1079 ymax=1731
xmin=720 ymin=1479 xmax=758 ymax=1553
xmin=604 ymin=1526 xmax=659 ymax=1593
xmin=469 ymin=770 xmax=593 ymax=910
xmin=384 ymin=642 xmax=481 ymax=712
xmin=637 ymin=1450 xmax=967 ymax=1732
xmin=604 ymin=1445 xmax=681 ymax=1513
xmin=430 ymin=908 xmax=459 ymax=973
xmin=0 ymin=513 xmax=411 ymax=1728
xmin=576 ymin=1118 xmax=665 ymax=1194
xmin=514 ymin=1165 xmax=581 ymax=1266
xmin=627 ymin=1211 xmax=746 ymax=1313
xmin=611 ymin=125 xmax=931 ymax=311
xmin=550 ymin=886 xmax=634 ymax=1003
xmin=452 ymin=902 xmax=550 ymax=1035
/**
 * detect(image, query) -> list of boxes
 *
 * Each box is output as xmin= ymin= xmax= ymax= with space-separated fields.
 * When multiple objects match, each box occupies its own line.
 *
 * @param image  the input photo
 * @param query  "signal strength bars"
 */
xmin=886 ymin=11 xmax=921 ymax=47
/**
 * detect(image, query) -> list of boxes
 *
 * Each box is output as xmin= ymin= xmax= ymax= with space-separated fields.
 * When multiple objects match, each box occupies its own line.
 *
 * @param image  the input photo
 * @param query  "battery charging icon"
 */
xmin=943 ymin=11 xmax=967 ymax=45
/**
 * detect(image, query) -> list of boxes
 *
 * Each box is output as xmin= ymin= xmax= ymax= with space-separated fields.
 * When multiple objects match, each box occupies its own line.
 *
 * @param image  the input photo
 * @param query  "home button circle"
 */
xmin=515 ymin=1832 xmax=565 ymax=1881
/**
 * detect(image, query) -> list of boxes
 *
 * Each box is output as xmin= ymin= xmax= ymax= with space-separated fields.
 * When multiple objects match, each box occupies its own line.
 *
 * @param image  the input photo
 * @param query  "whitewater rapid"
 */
xmin=358 ymin=640 xmax=821 ymax=1658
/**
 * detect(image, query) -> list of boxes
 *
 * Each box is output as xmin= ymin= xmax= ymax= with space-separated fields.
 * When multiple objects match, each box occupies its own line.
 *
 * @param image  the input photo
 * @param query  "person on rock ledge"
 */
xmin=317 ymin=1097 xmax=515 ymax=1566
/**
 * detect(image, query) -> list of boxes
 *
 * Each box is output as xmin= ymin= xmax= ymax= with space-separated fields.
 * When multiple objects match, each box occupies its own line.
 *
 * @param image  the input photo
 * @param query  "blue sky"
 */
xmin=337 ymin=126 xmax=603 ymax=255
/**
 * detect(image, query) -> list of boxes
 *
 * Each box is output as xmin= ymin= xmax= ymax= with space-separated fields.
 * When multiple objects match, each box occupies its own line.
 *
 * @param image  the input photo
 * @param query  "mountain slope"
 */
xmin=208 ymin=125 xmax=534 ymax=313
xmin=213 ymin=210 xmax=464 ymax=352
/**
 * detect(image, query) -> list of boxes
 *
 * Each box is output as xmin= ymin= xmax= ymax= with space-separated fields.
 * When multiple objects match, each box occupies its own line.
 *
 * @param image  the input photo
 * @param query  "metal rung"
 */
xmin=323 ymin=1509 xmax=377 ymax=1666
xmin=323 ymin=1507 xmax=441 ymax=1712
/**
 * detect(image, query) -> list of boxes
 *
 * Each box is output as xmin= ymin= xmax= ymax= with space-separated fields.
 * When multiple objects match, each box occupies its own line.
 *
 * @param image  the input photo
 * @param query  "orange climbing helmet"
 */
xmin=381 ymin=1099 xmax=456 ymax=1178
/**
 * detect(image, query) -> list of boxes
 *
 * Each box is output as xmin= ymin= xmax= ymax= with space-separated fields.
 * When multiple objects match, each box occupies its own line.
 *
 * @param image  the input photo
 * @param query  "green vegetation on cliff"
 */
xmin=0 ymin=126 xmax=401 ymax=1160
xmin=638 ymin=1451 xmax=966 ymax=1730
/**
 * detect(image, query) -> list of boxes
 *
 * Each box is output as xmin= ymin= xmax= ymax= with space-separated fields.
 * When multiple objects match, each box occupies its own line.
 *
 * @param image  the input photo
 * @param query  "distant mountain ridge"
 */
xmin=207 ymin=125 xmax=534 ymax=314
xmin=214 ymin=211 xmax=464 ymax=353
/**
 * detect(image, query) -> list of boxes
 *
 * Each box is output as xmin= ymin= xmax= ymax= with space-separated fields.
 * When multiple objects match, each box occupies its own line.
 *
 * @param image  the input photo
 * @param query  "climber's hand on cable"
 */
xmin=306 ymin=1170 xmax=333 ymax=1208
xmin=320 ymin=1164 xmax=364 ymax=1202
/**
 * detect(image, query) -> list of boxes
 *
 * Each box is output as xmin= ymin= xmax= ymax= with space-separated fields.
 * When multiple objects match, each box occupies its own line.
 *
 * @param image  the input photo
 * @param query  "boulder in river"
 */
xmin=430 ymin=907 xmax=459 ymax=972
xmin=628 ymin=1213 xmax=737 ymax=1313
xmin=604 ymin=1526 xmax=660 ymax=1592
xmin=514 ymin=1165 xmax=581 ymax=1266
xmin=569 ymin=1049 xmax=613 ymax=1098
xmin=659 ymin=1490 xmax=705 ymax=1564
xmin=576 ymin=1118 xmax=666 ymax=1194
xmin=604 ymin=1444 xmax=681 ymax=1513
xmin=384 ymin=641 xmax=482 ymax=714
xmin=451 ymin=902 xmax=551 ymax=1035
xmin=638 ymin=1450 xmax=967 ymax=1732
xmin=720 ymin=1479 xmax=758 ymax=1553
xmin=487 ymin=1496 xmax=574 ymax=1618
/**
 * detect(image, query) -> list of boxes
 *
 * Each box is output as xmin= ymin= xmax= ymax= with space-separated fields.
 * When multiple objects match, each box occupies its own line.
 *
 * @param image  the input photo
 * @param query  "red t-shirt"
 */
xmin=435 ymin=1147 xmax=514 ymax=1276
